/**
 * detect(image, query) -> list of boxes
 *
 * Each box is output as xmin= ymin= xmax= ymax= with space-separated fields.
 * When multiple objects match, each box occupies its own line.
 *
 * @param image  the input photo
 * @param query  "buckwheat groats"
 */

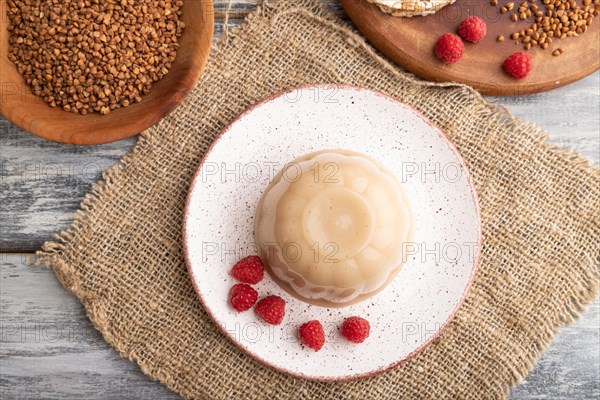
xmin=6 ymin=0 xmax=185 ymax=115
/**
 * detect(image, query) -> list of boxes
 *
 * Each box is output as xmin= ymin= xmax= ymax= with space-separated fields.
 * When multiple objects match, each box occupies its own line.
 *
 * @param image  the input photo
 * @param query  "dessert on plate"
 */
xmin=366 ymin=0 xmax=455 ymax=17
xmin=254 ymin=150 xmax=413 ymax=307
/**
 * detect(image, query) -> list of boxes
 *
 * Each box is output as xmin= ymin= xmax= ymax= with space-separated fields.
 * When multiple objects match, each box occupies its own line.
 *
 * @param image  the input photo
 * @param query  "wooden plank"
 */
xmin=1 ymin=2 xmax=598 ymax=399
xmin=0 ymin=254 xmax=598 ymax=399
xmin=2 ymin=71 xmax=598 ymax=252
xmin=212 ymin=0 xmax=346 ymax=19
xmin=0 ymin=255 xmax=180 ymax=399
xmin=0 ymin=126 xmax=137 ymax=253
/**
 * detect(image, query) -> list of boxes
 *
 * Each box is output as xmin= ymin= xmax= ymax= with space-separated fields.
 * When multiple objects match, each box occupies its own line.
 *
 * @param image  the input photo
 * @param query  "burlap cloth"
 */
xmin=37 ymin=0 xmax=600 ymax=398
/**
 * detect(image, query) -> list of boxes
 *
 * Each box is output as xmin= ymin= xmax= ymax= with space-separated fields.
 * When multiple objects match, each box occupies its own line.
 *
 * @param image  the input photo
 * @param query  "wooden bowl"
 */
xmin=0 ymin=0 xmax=214 ymax=145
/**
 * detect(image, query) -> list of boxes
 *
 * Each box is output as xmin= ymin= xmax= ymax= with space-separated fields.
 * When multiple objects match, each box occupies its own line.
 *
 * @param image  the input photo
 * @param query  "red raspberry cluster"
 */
xmin=227 ymin=255 xmax=371 ymax=352
xmin=434 ymin=15 xmax=531 ymax=79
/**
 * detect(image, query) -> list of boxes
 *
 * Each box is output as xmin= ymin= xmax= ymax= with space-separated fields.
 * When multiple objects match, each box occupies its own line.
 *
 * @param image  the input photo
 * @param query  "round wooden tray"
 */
xmin=341 ymin=0 xmax=599 ymax=96
xmin=0 ymin=0 xmax=213 ymax=145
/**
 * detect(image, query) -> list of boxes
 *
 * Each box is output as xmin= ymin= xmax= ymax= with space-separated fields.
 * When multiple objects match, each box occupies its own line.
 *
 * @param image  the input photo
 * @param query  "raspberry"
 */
xmin=298 ymin=320 xmax=325 ymax=351
xmin=231 ymin=255 xmax=264 ymax=284
xmin=503 ymin=52 xmax=532 ymax=80
xmin=341 ymin=316 xmax=370 ymax=344
xmin=434 ymin=33 xmax=464 ymax=64
xmin=229 ymin=283 xmax=258 ymax=312
xmin=255 ymin=295 xmax=285 ymax=325
xmin=458 ymin=16 xmax=487 ymax=43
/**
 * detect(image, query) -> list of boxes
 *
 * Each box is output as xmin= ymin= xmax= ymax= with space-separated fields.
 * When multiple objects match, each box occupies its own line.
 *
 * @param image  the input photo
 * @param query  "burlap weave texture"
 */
xmin=38 ymin=1 xmax=600 ymax=399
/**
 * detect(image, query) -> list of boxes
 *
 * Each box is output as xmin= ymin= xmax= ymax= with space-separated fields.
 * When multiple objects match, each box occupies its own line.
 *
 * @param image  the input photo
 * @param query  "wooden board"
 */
xmin=341 ymin=0 xmax=600 ymax=95
xmin=2 ymin=72 xmax=599 ymax=253
xmin=0 ymin=1 xmax=599 ymax=398
xmin=0 ymin=0 xmax=214 ymax=145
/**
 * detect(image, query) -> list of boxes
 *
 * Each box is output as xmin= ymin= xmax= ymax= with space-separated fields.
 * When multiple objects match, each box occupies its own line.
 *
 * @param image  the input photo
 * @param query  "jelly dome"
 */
xmin=254 ymin=150 xmax=413 ymax=307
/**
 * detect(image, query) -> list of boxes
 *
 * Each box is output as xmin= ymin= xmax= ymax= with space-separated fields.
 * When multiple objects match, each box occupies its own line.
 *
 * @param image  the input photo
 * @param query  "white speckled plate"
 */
xmin=183 ymin=85 xmax=481 ymax=381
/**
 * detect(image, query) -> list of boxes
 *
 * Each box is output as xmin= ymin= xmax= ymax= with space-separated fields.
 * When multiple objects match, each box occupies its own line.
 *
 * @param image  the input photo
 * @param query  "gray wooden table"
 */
xmin=1 ymin=2 xmax=599 ymax=399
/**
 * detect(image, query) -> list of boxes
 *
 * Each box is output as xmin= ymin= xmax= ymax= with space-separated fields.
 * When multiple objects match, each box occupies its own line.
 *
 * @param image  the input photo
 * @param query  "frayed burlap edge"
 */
xmin=36 ymin=0 xmax=600 ymax=399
